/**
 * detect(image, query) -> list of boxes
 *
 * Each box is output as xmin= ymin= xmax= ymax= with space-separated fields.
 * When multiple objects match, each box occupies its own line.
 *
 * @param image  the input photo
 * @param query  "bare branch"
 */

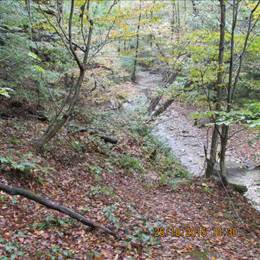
xmin=0 ymin=183 xmax=118 ymax=238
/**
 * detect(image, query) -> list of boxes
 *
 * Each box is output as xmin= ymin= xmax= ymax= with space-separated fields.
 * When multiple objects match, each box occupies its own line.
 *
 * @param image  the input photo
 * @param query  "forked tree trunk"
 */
xmin=34 ymin=69 xmax=85 ymax=151
xmin=205 ymin=0 xmax=226 ymax=178
xmin=34 ymin=0 xmax=97 ymax=151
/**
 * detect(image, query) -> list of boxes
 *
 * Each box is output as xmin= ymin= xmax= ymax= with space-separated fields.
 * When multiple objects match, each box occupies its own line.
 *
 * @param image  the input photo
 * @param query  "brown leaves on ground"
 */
xmin=0 ymin=117 xmax=259 ymax=259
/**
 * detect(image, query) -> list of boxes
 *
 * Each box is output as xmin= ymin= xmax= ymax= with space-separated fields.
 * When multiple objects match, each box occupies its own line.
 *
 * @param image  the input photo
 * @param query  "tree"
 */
xmin=34 ymin=0 xmax=118 ymax=151
xmin=131 ymin=0 xmax=142 ymax=82
xmin=218 ymin=0 xmax=260 ymax=177
xmin=205 ymin=0 xmax=226 ymax=179
xmin=206 ymin=0 xmax=260 ymax=179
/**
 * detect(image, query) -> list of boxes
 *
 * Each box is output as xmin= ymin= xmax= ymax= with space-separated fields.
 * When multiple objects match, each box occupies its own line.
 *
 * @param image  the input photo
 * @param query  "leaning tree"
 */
xmin=34 ymin=0 xmax=118 ymax=151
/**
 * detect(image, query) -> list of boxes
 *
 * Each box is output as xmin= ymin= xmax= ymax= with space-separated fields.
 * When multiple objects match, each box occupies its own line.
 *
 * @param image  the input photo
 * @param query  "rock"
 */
xmin=225 ymin=175 xmax=248 ymax=193
xmin=213 ymin=161 xmax=247 ymax=193
xmin=213 ymin=161 xmax=260 ymax=197
xmin=244 ymin=160 xmax=257 ymax=170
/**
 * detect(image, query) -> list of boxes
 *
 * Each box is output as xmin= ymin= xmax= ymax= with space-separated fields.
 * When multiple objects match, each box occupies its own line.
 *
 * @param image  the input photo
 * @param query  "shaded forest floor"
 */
xmin=0 ymin=69 xmax=259 ymax=259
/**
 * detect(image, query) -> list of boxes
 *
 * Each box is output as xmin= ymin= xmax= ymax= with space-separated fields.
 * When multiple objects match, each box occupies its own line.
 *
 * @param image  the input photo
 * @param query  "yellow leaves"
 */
xmin=75 ymin=0 xmax=105 ymax=5
xmin=245 ymin=0 xmax=260 ymax=20
xmin=248 ymin=36 xmax=260 ymax=53
xmin=115 ymin=20 xmax=129 ymax=31
xmin=110 ymin=30 xmax=119 ymax=39
xmin=94 ymin=14 xmax=115 ymax=25
xmin=32 ymin=21 xmax=56 ymax=33
xmin=75 ymin=0 xmax=86 ymax=6
xmin=158 ymin=56 xmax=171 ymax=64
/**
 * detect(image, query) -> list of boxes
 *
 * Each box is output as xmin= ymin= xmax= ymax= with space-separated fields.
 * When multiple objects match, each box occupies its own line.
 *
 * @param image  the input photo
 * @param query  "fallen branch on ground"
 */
xmin=0 ymin=183 xmax=118 ymax=238
xmin=152 ymin=98 xmax=175 ymax=117
xmin=71 ymin=127 xmax=118 ymax=144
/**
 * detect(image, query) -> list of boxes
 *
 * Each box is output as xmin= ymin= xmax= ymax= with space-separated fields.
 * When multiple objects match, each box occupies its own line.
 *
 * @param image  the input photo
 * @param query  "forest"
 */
xmin=0 ymin=0 xmax=259 ymax=259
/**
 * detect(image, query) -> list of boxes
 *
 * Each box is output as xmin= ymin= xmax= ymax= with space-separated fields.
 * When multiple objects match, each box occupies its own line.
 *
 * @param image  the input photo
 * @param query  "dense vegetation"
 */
xmin=0 ymin=0 xmax=259 ymax=258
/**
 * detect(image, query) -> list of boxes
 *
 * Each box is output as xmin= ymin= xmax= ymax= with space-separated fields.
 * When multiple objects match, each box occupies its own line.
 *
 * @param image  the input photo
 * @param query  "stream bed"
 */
xmin=125 ymin=70 xmax=260 ymax=211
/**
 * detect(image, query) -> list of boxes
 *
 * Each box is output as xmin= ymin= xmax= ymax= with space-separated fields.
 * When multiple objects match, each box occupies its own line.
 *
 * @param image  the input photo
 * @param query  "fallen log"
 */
xmin=0 ymin=183 xmax=118 ymax=238
xmin=70 ymin=127 xmax=118 ymax=144
xmin=147 ymin=95 xmax=162 ymax=115
xmin=152 ymin=98 xmax=175 ymax=117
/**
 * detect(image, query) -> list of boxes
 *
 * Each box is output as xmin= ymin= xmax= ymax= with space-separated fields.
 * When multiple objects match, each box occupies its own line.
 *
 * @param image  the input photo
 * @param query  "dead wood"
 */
xmin=0 ymin=183 xmax=118 ymax=238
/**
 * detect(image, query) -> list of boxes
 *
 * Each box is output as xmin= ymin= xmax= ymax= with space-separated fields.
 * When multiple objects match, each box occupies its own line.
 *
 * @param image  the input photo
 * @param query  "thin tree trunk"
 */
xmin=131 ymin=0 xmax=142 ymax=82
xmin=171 ymin=0 xmax=175 ymax=40
xmin=149 ymin=0 xmax=155 ymax=48
xmin=205 ymin=0 xmax=226 ymax=178
xmin=25 ymin=0 xmax=32 ymax=39
xmin=205 ymin=126 xmax=220 ymax=178
xmin=219 ymin=0 xmax=259 ymax=177
xmin=219 ymin=0 xmax=238 ymax=178
xmin=34 ymin=69 xmax=85 ymax=151
xmin=34 ymin=0 xmax=95 ymax=151
xmin=191 ymin=0 xmax=198 ymax=16
xmin=177 ymin=0 xmax=180 ymax=29
xmin=57 ymin=0 xmax=64 ymax=25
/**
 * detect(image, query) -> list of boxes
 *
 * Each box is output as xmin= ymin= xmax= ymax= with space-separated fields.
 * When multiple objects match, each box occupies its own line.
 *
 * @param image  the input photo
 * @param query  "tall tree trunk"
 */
xmin=149 ymin=0 xmax=156 ymax=48
xmin=57 ymin=0 xmax=64 ymax=25
xmin=131 ymin=0 xmax=142 ymax=82
xmin=191 ymin=0 xmax=198 ymax=16
xmin=25 ymin=0 xmax=32 ymax=38
xmin=218 ymin=0 xmax=260 ymax=177
xmin=205 ymin=0 xmax=226 ymax=178
xmin=34 ymin=0 xmax=95 ymax=151
xmin=171 ymin=0 xmax=175 ymax=40
xmin=219 ymin=0 xmax=238 ymax=178
xmin=177 ymin=0 xmax=180 ymax=29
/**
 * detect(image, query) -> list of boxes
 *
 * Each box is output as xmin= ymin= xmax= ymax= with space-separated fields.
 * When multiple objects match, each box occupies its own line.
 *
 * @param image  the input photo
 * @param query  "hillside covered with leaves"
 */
xmin=0 ymin=0 xmax=259 ymax=259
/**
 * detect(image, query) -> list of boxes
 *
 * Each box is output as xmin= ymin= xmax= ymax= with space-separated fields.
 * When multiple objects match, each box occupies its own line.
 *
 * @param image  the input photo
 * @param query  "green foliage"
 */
xmin=120 ymin=55 xmax=135 ymax=73
xmin=0 ymin=194 xmax=8 ymax=202
xmin=88 ymin=185 xmax=114 ymax=198
xmin=31 ymin=215 xmax=76 ymax=230
xmin=71 ymin=140 xmax=85 ymax=153
xmin=0 ymin=235 xmax=25 ymax=259
xmin=89 ymin=165 xmax=103 ymax=176
xmin=0 ymin=1 xmax=41 ymax=102
xmin=0 ymin=155 xmax=37 ymax=174
xmin=215 ymin=108 xmax=260 ymax=128
xmin=117 ymin=154 xmax=144 ymax=173
xmin=103 ymin=204 xmax=120 ymax=228
xmin=127 ymin=221 xmax=160 ymax=246
xmin=48 ymin=245 xmax=74 ymax=258
xmin=0 ymin=0 xmax=73 ymax=106
xmin=0 ymin=87 xmax=14 ymax=98
xmin=192 ymin=111 xmax=214 ymax=120
xmin=142 ymin=132 xmax=189 ymax=179
xmin=88 ymin=164 xmax=103 ymax=182
xmin=0 ymin=152 xmax=52 ymax=178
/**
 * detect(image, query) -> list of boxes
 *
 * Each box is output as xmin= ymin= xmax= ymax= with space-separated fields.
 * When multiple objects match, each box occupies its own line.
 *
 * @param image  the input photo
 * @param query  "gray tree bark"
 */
xmin=205 ymin=0 xmax=226 ymax=178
